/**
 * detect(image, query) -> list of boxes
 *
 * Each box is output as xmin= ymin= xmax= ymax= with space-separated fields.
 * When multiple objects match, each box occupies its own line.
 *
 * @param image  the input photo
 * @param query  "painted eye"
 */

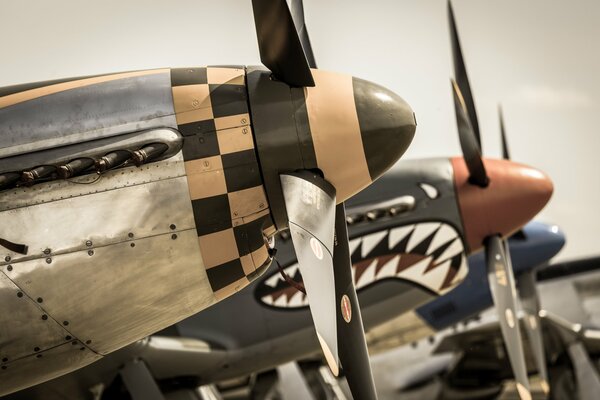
xmin=419 ymin=183 xmax=439 ymax=199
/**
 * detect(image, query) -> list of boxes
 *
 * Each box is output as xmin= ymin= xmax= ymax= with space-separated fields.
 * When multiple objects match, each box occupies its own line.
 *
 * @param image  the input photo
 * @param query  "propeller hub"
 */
xmin=452 ymin=157 xmax=553 ymax=252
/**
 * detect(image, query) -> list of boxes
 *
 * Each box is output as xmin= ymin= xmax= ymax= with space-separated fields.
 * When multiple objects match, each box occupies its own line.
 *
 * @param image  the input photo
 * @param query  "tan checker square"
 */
xmin=198 ymin=229 xmax=239 ymax=269
xmin=240 ymin=254 xmax=256 ymax=276
xmin=217 ymin=126 xmax=254 ymax=155
xmin=185 ymin=157 xmax=227 ymax=200
xmin=172 ymin=84 xmax=213 ymax=124
xmin=214 ymin=276 xmax=249 ymax=301
xmin=214 ymin=113 xmax=250 ymax=131
xmin=228 ymin=186 xmax=268 ymax=219
xmin=250 ymin=246 xmax=269 ymax=269
xmin=207 ymin=67 xmax=245 ymax=85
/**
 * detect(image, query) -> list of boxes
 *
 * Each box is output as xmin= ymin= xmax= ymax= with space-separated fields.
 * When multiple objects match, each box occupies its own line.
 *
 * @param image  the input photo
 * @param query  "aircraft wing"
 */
xmin=4 ymin=337 xmax=230 ymax=400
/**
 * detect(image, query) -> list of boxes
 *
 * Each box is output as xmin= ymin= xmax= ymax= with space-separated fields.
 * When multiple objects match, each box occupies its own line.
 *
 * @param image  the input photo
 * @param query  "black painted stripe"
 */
xmin=291 ymin=87 xmax=318 ymax=169
xmin=206 ymin=258 xmax=246 ymax=291
xmin=171 ymin=68 xmax=208 ymax=86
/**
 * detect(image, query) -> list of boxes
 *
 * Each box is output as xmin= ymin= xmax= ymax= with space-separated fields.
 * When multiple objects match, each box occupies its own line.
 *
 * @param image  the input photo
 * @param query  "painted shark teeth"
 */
xmin=258 ymin=221 xmax=469 ymax=308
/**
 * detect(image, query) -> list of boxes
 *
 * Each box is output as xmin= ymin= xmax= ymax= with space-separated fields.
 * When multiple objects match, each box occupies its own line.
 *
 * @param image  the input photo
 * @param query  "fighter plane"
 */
xmin=2 ymin=218 xmax=562 ymax=400
xmin=0 ymin=0 xmax=418 ymax=396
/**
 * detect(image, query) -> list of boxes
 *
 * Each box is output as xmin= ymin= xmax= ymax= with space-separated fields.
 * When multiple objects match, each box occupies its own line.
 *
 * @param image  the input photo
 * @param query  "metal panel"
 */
xmin=0 ymin=272 xmax=71 ymax=362
xmin=0 ymin=71 xmax=176 ymax=158
xmin=8 ymin=229 xmax=215 ymax=355
xmin=0 ymin=155 xmax=189 ymax=256
xmin=0 ymin=340 xmax=102 ymax=396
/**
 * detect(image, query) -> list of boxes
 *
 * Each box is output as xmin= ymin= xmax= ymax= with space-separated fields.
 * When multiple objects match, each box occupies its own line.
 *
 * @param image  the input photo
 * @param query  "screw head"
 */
xmin=86 ymin=240 xmax=92 ymax=247
xmin=16 ymin=292 xmax=23 ymax=298
xmin=4 ymin=256 xmax=10 ymax=262
xmin=37 ymin=297 xmax=43 ymax=303
xmin=43 ymin=248 xmax=51 ymax=255
xmin=170 ymin=224 xmax=176 ymax=230
xmin=128 ymin=232 xmax=134 ymax=238
xmin=6 ymin=265 xmax=12 ymax=272
xmin=41 ymin=314 xmax=48 ymax=321
xmin=171 ymin=234 xmax=178 ymax=240
xmin=45 ymin=258 xmax=52 ymax=264
xmin=88 ymin=250 xmax=94 ymax=256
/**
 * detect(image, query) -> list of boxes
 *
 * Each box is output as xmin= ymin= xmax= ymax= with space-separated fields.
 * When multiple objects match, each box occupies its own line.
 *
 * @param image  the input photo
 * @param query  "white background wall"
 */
xmin=1 ymin=0 xmax=598 ymax=262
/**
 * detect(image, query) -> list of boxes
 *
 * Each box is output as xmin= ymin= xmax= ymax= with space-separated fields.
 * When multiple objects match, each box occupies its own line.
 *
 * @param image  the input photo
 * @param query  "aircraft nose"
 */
xmin=452 ymin=158 xmax=554 ymax=252
xmin=353 ymin=77 xmax=416 ymax=181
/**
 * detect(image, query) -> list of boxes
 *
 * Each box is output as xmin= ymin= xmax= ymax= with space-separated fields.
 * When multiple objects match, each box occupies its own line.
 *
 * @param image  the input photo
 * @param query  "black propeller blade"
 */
xmin=290 ymin=0 xmax=317 ymax=69
xmin=334 ymin=203 xmax=378 ymax=400
xmin=499 ymin=106 xmax=511 ymax=160
xmin=451 ymin=80 xmax=488 ymax=187
xmin=448 ymin=1 xmax=481 ymax=148
xmin=448 ymin=0 xmax=488 ymax=187
xmin=251 ymin=0 xmax=315 ymax=87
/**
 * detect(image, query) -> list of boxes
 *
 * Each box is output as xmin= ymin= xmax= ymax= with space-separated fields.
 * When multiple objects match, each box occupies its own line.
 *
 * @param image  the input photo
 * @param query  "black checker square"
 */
xmin=178 ymin=119 xmax=216 ymax=137
xmin=222 ymin=150 xmax=262 ymax=192
xmin=182 ymin=130 xmax=220 ymax=160
xmin=233 ymin=216 xmax=270 ymax=257
xmin=192 ymin=195 xmax=232 ymax=236
xmin=209 ymin=84 xmax=248 ymax=118
xmin=171 ymin=67 xmax=208 ymax=86
xmin=206 ymin=258 xmax=245 ymax=291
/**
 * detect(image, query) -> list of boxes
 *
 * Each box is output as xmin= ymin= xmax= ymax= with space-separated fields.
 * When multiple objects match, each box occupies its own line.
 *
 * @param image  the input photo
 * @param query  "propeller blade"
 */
xmin=280 ymin=171 xmax=339 ymax=375
xmin=451 ymin=79 xmax=488 ymax=187
xmin=333 ymin=203 xmax=378 ymax=400
xmin=518 ymin=269 xmax=549 ymax=396
xmin=485 ymin=235 xmax=532 ymax=400
xmin=499 ymin=106 xmax=511 ymax=160
xmin=567 ymin=342 xmax=600 ymax=400
xmin=290 ymin=0 xmax=317 ymax=69
xmin=448 ymin=0 xmax=481 ymax=148
xmin=251 ymin=0 xmax=315 ymax=87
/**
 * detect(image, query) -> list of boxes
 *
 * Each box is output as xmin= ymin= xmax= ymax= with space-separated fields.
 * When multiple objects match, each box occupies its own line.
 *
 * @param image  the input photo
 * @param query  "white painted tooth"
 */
xmin=302 ymin=296 xmax=310 ymax=306
xmin=427 ymin=224 xmax=457 ymax=255
xmin=407 ymin=223 xmax=440 ymax=253
xmin=288 ymin=263 xmax=300 ymax=277
xmin=356 ymin=259 xmax=377 ymax=289
xmin=397 ymin=256 xmax=446 ymax=294
xmin=349 ymin=238 xmax=362 ymax=256
xmin=397 ymin=256 xmax=432 ymax=279
xmin=288 ymin=291 xmax=305 ymax=307
xmin=389 ymin=225 xmax=414 ymax=249
xmin=265 ymin=274 xmax=283 ymax=288
xmin=377 ymin=255 xmax=400 ymax=279
xmin=274 ymin=295 xmax=289 ymax=308
xmin=361 ymin=232 xmax=388 ymax=258
xmin=435 ymin=239 xmax=464 ymax=263
xmin=262 ymin=295 xmax=274 ymax=305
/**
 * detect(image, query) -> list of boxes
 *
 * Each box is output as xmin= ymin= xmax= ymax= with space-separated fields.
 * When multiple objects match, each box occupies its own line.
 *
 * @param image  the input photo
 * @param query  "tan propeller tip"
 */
xmin=516 ymin=382 xmax=532 ymax=400
xmin=317 ymin=332 xmax=339 ymax=377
